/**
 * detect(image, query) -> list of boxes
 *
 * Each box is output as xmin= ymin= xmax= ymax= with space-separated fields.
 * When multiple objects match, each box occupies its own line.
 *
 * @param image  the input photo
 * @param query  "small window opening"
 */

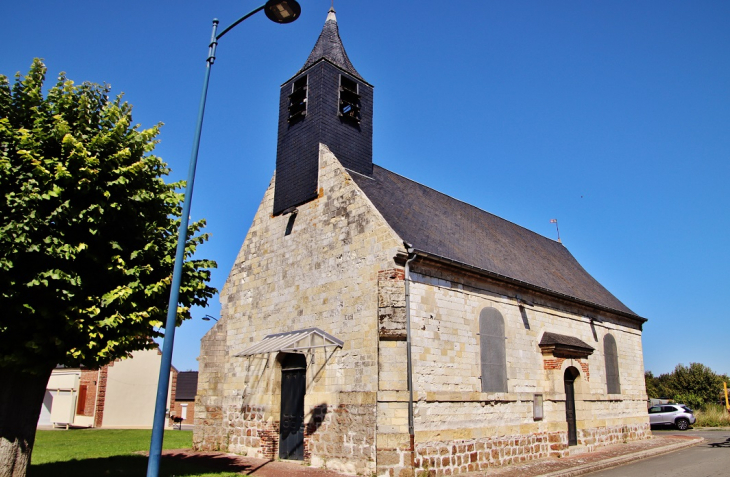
xmin=338 ymin=75 xmax=360 ymax=123
xmin=285 ymin=212 xmax=297 ymax=236
xmin=288 ymin=76 xmax=307 ymax=123
xmin=533 ymin=394 xmax=544 ymax=420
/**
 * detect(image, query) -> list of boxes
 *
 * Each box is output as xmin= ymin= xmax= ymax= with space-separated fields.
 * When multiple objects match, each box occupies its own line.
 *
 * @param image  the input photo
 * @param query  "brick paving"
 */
xmin=161 ymin=434 xmax=702 ymax=476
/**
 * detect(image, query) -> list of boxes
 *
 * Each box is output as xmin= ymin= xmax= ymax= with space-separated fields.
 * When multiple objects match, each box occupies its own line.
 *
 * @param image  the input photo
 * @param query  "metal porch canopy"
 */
xmin=234 ymin=327 xmax=344 ymax=357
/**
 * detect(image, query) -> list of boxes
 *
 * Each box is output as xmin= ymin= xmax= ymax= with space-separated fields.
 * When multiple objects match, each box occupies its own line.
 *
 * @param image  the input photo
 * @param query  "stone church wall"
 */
xmin=195 ymin=145 xmax=405 ymax=475
xmin=375 ymin=263 xmax=650 ymax=477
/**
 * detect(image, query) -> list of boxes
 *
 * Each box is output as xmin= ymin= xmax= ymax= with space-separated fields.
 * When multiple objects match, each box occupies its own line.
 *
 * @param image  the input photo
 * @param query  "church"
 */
xmin=194 ymin=8 xmax=650 ymax=476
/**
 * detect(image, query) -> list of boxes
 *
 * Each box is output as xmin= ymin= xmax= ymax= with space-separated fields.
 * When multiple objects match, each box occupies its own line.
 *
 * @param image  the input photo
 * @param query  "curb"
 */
xmin=540 ymin=437 xmax=704 ymax=477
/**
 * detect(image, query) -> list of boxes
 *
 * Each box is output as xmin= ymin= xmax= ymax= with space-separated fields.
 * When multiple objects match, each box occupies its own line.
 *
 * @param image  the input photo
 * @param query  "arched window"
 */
xmin=604 ymin=334 xmax=621 ymax=394
xmin=479 ymin=307 xmax=507 ymax=392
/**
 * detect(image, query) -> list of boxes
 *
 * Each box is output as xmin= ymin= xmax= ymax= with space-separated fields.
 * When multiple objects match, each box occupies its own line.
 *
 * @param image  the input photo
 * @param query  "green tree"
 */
xmin=645 ymin=363 xmax=729 ymax=409
xmin=0 ymin=60 xmax=216 ymax=476
xmin=669 ymin=363 xmax=725 ymax=407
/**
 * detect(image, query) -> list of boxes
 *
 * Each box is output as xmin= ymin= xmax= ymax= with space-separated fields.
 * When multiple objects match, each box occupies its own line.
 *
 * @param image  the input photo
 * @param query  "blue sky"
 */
xmin=2 ymin=1 xmax=728 ymax=376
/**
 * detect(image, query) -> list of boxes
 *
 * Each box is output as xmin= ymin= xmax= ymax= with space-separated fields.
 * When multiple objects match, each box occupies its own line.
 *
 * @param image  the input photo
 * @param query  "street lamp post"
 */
xmin=146 ymin=2 xmax=301 ymax=476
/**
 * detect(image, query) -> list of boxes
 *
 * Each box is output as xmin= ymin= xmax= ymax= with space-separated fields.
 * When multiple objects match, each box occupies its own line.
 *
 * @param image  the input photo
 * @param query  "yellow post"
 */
xmin=724 ymin=382 xmax=729 ymax=412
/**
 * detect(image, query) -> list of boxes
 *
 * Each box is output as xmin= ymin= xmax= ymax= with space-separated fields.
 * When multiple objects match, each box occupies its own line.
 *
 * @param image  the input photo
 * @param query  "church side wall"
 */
xmin=376 ymin=263 xmax=649 ymax=477
xmin=194 ymin=318 xmax=228 ymax=451
xmin=195 ymin=145 xmax=405 ymax=475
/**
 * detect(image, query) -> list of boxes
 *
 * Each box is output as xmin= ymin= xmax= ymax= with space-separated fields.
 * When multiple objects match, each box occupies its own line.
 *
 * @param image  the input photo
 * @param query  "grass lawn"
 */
xmin=30 ymin=429 xmax=240 ymax=477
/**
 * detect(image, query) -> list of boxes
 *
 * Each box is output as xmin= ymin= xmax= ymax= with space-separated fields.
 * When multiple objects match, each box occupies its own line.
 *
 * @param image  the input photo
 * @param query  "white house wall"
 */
xmin=101 ymin=349 xmax=172 ymax=428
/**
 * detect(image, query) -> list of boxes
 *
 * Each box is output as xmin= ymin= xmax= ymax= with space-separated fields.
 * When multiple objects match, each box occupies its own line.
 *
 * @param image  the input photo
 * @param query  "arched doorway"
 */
xmin=279 ymin=353 xmax=306 ymax=460
xmin=564 ymin=367 xmax=580 ymax=446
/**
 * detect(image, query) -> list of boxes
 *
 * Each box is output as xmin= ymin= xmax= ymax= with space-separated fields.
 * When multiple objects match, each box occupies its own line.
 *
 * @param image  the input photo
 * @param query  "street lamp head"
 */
xmin=202 ymin=314 xmax=219 ymax=322
xmin=264 ymin=0 xmax=302 ymax=24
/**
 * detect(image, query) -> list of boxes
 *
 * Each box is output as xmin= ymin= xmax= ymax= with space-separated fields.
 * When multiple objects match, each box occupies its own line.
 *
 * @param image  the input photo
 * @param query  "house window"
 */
xmin=338 ymin=75 xmax=361 ymax=123
xmin=604 ymin=333 xmax=621 ymax=394
xmin=288 ymin=75 xmax=307 ymax=122
xmin=479 ymin=307 xmax=507 ymax=393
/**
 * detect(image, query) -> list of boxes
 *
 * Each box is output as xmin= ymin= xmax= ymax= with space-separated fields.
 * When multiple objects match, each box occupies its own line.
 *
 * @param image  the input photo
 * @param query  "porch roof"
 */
xmin=234 ymin=327 xmax=344 ymax=357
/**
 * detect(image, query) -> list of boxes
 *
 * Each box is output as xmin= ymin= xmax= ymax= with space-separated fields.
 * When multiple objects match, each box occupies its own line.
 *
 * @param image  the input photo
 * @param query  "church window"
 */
xmin=288 ymin=75 xmax=308 ymax=122
xmin=604 ymin=333 xmax=621 ymax=394
xmin=479 ymin=307 xmax=507 ymax=393
xmin=338 ymin=75 xmax=361 ymax=123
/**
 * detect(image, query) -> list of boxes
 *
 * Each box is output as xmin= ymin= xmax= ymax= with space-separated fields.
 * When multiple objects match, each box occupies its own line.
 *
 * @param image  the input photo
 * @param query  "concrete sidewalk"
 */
xmin=161 ymin=434 xmax=701 ymax=476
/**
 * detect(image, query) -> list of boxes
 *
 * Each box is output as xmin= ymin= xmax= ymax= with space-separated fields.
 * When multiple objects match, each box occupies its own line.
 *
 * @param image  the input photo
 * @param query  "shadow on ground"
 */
xmin=709 ymin=437 xmax=730 ymax=448
xmin=30 ymin=452 xmax=263 ymax=477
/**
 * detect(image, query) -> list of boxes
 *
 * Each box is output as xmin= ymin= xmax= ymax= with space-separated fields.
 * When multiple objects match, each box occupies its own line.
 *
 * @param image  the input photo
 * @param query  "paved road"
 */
xmin=587 ymin=428 xmax=730 ymax=477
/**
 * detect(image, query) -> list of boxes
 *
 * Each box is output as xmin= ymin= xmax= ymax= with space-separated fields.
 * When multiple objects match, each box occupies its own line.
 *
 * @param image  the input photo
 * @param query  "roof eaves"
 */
xmin=409 ymin=249 xmax=647 ymax=324
xmin=283 ymin=57 xmax=371 ymax=87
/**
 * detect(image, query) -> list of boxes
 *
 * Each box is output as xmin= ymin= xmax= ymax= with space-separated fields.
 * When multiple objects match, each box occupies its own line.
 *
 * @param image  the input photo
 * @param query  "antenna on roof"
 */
xmin=550 ymin=219 xmax=561 ymax=243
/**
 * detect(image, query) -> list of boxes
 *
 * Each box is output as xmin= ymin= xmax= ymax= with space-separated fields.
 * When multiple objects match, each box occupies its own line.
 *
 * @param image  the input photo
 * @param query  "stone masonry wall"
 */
xmin=196 ymin=144 xmax=405 ymax=475
xmin=194 ymin=318 xmax=229 ymax=451
xmin=375 ymin=260 xmax=650 ymax=477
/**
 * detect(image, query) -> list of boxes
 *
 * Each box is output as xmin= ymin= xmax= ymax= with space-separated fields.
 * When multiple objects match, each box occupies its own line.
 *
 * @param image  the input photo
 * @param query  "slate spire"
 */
xmin=296 ymin=7 xmax=365 ymax=82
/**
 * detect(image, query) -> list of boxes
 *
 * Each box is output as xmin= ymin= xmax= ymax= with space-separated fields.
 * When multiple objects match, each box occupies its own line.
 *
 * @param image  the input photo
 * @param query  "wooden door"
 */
xmin=564 ymin=368 xmax=578 ymax=446
xmin=279 ymin=354 xmax=306 ymax=460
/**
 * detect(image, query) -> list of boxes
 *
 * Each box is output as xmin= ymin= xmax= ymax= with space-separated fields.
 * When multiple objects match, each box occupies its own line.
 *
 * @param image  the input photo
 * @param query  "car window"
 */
xmin=661 ymin=406 xmax=677 ymax=413
xmin=648 ymin=406 xmax=661 ymax=414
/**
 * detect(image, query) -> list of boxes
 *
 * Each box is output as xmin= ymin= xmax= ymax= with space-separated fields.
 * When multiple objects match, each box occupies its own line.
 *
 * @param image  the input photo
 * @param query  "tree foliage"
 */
xmin=645 ymin=363 xmax=729 ymax=409
xmin=0 ymin=59 xmax=217 ymax=374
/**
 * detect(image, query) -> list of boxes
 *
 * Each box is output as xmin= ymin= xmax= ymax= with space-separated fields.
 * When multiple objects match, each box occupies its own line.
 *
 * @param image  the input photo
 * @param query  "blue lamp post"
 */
xmin=146 ymin=2 xmax=301 ymax=475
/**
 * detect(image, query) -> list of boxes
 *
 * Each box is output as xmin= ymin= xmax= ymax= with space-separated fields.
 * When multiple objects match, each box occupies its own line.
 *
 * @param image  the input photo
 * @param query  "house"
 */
xmin=38 ymin=348 xmax=175 ymax=429
xmin=170 ymin=371 xmax=198 ymax=426
xmin=194 ymin=8 xmax=650 ymax=476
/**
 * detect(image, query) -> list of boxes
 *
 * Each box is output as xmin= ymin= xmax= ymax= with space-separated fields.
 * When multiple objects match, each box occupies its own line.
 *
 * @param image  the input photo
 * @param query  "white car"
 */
xmin=648 ymin=404 xmax=696 ymax=430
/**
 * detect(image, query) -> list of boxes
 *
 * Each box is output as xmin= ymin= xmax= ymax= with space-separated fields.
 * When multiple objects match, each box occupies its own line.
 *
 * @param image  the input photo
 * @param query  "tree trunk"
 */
xmin=0 ymin=365 xmax=53 ymax=477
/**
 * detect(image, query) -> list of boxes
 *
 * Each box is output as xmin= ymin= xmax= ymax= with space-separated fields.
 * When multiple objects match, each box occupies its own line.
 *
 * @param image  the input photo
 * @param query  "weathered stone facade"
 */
xmin=372 ymin=264 xmax=650 ymax=476
xmin=196 ymin=146 xmax=403 ymax=474
xmin=195 ymin=145 xmax=650 ymax=476
xmin=195 ymin=8 xmax=650 ymax=476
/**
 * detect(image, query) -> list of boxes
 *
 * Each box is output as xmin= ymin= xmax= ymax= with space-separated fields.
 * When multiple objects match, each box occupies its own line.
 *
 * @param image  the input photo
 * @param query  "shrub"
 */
xmin=694 ymin=404 xmax=730 ymax=427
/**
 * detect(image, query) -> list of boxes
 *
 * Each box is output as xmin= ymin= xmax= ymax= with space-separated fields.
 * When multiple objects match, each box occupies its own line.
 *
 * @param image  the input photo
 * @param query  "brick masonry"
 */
xmin=544 ymin=358 xmax=590 ymax=381
xmin=94 ymin=365 xmax=109 ymax=428
xmin=78 ymin=368 xmax=98 ymax=417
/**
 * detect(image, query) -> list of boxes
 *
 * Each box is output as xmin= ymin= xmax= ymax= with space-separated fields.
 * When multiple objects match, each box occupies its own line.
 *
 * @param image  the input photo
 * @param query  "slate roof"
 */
xmin=539 ymin=332 xmax=595 ymax=352
xmin=175 ymin=371 xmax=198 ymax=401
xmin=296 ymin=7 xmax=366 ymax=83
xmin=350 ymin=165 xmax=642 ymax=319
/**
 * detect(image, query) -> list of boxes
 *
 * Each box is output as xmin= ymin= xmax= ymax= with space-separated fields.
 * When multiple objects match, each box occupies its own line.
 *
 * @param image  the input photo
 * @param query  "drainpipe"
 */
xmin=404 ymin=245 xmax=417 ymax=469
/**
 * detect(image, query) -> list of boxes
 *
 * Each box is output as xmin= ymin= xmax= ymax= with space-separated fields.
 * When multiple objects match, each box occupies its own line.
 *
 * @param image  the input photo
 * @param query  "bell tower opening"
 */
xmin=273 ymin=7 xmax=373 ymax=216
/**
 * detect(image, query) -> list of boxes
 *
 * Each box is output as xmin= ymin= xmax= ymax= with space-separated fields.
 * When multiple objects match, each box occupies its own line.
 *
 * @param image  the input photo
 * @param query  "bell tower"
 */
xmin=273 ymin=7 xmax=373 ymax=215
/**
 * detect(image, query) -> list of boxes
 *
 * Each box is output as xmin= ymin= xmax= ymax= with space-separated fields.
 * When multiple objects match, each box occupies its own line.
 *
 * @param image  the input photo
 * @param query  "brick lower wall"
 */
xmin=378 ymin=422 xmax=651 ymax=476
xmin=577 ymin=422 xmax=650 ymax=450
xmin=200 ymin=402 xmax=376 ymax=474
xmin=306 ymin=403 xmax=376 ymax=474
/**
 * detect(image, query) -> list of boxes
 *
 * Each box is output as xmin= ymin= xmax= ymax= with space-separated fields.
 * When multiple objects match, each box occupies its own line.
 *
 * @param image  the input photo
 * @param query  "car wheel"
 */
xmin=676 ymin=418 xmax=689 ymax=430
